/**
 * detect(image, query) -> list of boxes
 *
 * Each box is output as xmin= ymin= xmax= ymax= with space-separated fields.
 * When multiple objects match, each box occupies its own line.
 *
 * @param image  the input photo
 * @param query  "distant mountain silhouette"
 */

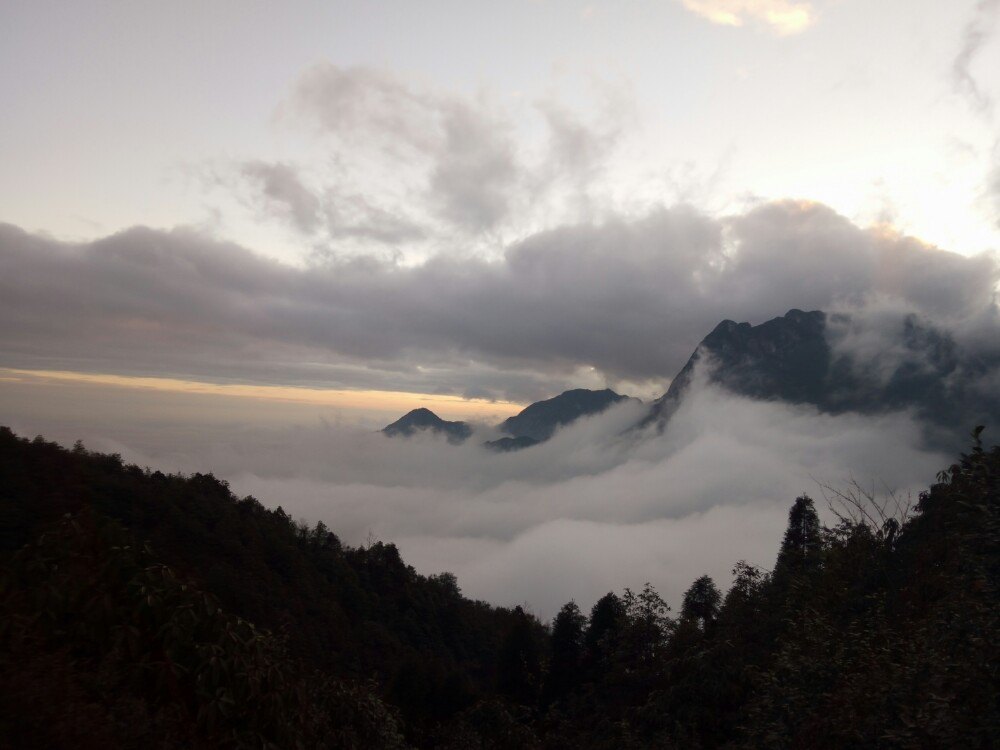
xmin=383 ymin=389 xmax=635 ymax=451
xmin=382 ymin=408 xmax=471 ymax=443
xmin=483 ymin=435 xmax=540 ymax=452
xmin=382 ymin=311 xmax=997 ymax=452
xmin=646 ymin=308 xmax=999 ymax=446
xmin=500 ymin=388 xmax=631 ymax=443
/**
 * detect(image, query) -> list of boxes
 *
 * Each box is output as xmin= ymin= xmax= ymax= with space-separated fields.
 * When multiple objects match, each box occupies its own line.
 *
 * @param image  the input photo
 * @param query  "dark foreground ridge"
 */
xmin=1 ymin=424 xmax=997 ymax=748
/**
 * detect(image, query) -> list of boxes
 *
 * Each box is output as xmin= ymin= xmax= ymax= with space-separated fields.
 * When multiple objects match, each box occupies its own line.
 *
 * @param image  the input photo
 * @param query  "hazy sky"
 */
xmin=2 ymin=1 xmax=998 ymax=408
xmin=3 ymin=0 xmax=998 ymax=259
xmin=3 ymin=0 xmax=999 ymax=617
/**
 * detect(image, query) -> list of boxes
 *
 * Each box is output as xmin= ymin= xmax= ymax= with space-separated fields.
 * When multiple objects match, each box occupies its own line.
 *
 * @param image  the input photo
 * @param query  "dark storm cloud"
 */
xmin=0 ymin=200 xmax=996 ymax=399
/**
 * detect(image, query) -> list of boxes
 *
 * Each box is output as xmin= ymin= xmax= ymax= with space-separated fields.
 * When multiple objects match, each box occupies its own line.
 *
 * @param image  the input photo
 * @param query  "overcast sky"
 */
xmin=2 ymin=1 xmax=999 ymax=615
xmin=2 ymin=1 xmax=998 ymax=410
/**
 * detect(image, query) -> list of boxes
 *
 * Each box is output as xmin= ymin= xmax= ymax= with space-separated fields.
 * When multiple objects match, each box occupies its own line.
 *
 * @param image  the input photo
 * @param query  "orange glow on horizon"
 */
xmin=0 ymin=368 xmax=525 ymax=421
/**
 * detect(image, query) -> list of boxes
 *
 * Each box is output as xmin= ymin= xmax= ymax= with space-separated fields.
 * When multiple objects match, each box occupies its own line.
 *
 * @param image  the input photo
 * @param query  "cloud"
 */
xmin=949 ymin=3 xmax=1000 ymax=246
xmin=240 ymin=161 xmax=322 ymax=234
xmin=952 ymin=0 xmax=999 ymax=116
xmin=678 ymin=0 xmax=813 ymax=35
xmin=990 ymin=153 xmax=1000 ymax=226
xmin=0 ymin=200 xmax=996 ymax=402
xmin=7 ymin=376 xmax=946 ymax=620
xmin=284 ymin=64 xmax=522 ymax=234
xmin=227 ymin=65 xmax=633 ymax=247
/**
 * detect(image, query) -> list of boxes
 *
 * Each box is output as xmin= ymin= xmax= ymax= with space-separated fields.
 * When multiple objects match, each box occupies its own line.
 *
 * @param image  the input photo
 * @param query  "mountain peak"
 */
xmin=646 ymin=309 xmax=828 ymax=426
xmin=645 ymin=308 xmax=997 ymax=447
xmin=500 ymin=388 xmax=631 ymax=442
xmin=382 ymin=408 xmax=472 ymax=443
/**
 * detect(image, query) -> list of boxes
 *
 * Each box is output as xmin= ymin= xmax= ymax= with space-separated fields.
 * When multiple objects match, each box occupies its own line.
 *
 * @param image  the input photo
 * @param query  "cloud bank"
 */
xmin=9 ymin=377 xmax=946 ymax=620
xmin=1 ymin=199 xmax=995 ymax=402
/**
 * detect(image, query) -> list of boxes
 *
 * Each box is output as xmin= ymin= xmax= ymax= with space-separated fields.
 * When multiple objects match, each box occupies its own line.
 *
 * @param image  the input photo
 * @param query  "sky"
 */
xmin=2 ymin=0 xmax=999 ymax=617
xmin=1 ymin=0 xmax=998 ymax=408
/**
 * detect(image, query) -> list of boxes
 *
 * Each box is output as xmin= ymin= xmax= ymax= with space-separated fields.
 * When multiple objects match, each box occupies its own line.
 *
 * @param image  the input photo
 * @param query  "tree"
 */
xmin=497 ymin=606 xmax=542 ymax=707
xmin=543 ymin=601 xmax=586 ymax=705
xmin=774 ymin=494 xmax=822 ymax=580
xmin=619 ymin=583 xmax=672 ymax=668
xmin=718 ymin=560 xmax=766 ymax=630
xmin=584 ymin=592 xmax=625 ymax=671
xmin=680 ymin=575 xmax=721 ymax=630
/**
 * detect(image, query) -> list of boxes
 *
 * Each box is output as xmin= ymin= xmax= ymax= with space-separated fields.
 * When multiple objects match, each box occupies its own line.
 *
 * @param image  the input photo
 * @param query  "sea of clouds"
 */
xmin=5 ymin=372 xmax=948 ymax=621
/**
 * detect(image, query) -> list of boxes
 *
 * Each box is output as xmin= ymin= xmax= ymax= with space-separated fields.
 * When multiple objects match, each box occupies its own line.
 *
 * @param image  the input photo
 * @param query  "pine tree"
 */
xmin=584 ymin=592 xmax=625 ymax=671
xmin=543 ymin=601 xmax=586 ymax=705
xmin=774 ymin=495 xmax=822 ymax=577
xmin=680 ymin=575 xmax=721 ymax=630
xmin=497 ymin=605 xmax=542 ymax=707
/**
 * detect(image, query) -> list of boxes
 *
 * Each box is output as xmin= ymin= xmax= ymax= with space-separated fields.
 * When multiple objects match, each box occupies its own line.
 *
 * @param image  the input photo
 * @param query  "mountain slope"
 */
xmin=382 ymin=408 xmax=472 ymax=443
xmin=483 ymin=435 xmax=540 ymax=452
xmin=3 ymin=426 xmax=997 ymax=748
xmin=0 ymin=426 xmax=537 ymax=744
xmin=646 ymin=308 xmax=999 ymax=445
xmin=500 ymin=388 xmax=631 ymax=442
xmin=647 ymin=309 xmax=830 ymax=424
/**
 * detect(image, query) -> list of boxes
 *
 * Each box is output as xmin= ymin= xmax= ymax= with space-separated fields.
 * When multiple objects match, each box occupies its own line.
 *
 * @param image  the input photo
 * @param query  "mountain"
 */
xmin=500 ymin=388 xmax=631 ymax=443
xmin=4 ymin=427 xmax=998 ymax=747
xmin=383 ymin=389 xmax=634 ymax=452
xmin=0 ymin=426 xmax=542 ymax=747
xmin=483 ymin=435 xmax=540 ymax=452
xmin=382 ymin=408 xmax=471 ymax=443
xmin=647 ymin=309 xmax=830 ymax=424
xmin=646 ymin=308 xmax=999 ymax=445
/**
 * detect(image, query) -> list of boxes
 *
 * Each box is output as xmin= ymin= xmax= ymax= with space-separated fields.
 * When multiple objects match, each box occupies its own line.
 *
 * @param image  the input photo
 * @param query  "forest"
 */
xmin=0 ymin=424 xmax=996 ymax=748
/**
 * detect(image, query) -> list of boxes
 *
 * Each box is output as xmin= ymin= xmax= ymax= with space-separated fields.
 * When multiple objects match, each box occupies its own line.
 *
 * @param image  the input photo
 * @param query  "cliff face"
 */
xmin=646 ymin=309 xmax=998 ymax=447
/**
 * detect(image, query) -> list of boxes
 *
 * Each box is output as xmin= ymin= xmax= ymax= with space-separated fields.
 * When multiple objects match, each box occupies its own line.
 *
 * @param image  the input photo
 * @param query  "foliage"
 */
xmin=1 ymin=425 xmax=997 ymax=747
xmin=0 ymin=512 xmax=406 ymax=749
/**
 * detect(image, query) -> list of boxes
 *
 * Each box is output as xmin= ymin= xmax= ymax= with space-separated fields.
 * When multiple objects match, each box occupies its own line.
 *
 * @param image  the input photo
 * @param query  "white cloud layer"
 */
xmin=9 ymin=377 xmax=948 ymax=620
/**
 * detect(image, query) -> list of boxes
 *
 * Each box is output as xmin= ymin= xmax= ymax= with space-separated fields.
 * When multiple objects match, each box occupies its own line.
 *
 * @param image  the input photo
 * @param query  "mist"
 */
xmin=3 ymin=369 xmax=947 ymax=620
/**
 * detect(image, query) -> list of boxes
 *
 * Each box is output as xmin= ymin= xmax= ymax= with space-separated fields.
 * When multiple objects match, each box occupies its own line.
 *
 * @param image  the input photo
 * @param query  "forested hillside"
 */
xmin=1 ymin=424 xmax=997 ymax=748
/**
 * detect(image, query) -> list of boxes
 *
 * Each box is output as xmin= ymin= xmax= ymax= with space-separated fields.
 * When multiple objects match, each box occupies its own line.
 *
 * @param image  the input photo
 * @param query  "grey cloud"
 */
xmin=427 ymin=100 xmax=519 ymax=230
xmin=240 ymin=161 xmax=322 ymax=234
xmin=240 ymin=64 xmax=633 ymax=241
xmin=288 ymin=64 xmax=521 ymax=233
xmin=321 ymin=190 xmax=427 ymax=244
xmin=289 ymin=65 xmax=437 ymax=150
xmin=952 ymin=0 xmax=999 ymax=116
xmin=233 ymin=160 xmax=427 ymax=246
xmin=989 ymin=144 xmax=1000 ymax=227
xmin=0 ymin=200 xmax=996 ymax=401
